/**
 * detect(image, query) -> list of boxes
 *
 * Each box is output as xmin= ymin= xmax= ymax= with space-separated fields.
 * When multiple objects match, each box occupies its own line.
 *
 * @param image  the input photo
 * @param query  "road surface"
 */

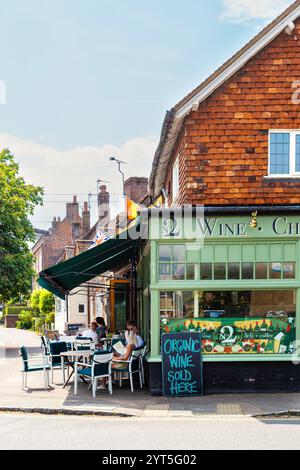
xmin=0 ymin=413 xmax=299 ymax=450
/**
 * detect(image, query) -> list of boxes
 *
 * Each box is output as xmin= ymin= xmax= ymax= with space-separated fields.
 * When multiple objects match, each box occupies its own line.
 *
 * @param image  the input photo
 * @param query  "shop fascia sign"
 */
xmin=147 ymin=209 xmax=300 ymax=240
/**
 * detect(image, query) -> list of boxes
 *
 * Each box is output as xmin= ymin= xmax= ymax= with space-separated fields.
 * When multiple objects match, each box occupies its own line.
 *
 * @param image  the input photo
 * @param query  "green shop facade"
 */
xmin=139 ymin=207 xmax=300 ymax=395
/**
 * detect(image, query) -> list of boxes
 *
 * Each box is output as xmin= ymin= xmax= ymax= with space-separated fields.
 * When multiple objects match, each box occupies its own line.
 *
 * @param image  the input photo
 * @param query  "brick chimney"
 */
xmin=125 ymin=177 xmax=148 ymax=203
xmin=51 ymin=216 xmax=59 ymax=230
xmin=66 ymin=195 xmax=79 ymax=222
xmin=98 ymin=185 xmax=110 ymax=228
xmin=82 ymin=201 xmax=90 ymax=233
xmin=72 ymin=222 xmax=81 ymax=244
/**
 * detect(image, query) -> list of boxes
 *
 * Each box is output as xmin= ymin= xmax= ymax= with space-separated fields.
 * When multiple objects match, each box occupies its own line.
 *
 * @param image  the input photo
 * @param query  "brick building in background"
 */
xmin=32 ymin=196 xmax=90 ymax=289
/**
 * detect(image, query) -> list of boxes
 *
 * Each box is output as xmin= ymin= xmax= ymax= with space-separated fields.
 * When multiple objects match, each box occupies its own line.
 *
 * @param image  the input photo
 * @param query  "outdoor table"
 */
xmin=60 ymin=350 xmax=94 ymax=388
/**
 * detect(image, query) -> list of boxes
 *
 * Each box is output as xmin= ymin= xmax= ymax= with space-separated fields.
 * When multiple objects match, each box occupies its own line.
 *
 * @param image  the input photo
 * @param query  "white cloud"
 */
xmin=0 ymin=133 xmax=157 ymax=229
xmin=220 ymin=0 xmax=292 ymax=23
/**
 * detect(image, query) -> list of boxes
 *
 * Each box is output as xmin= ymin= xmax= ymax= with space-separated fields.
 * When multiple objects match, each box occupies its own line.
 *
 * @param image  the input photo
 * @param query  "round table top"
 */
xmin=60 ymin=350 xmax=94 ymax=357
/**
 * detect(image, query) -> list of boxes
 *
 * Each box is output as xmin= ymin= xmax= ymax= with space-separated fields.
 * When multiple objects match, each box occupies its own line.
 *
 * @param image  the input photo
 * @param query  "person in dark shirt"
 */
xmin=95 ymin=317 xmax=107 ymax=341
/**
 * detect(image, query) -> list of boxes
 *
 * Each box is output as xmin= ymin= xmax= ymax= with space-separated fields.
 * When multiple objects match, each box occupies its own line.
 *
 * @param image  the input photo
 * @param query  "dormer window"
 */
xmin=269 ymin=131 xmax=300 ymax=177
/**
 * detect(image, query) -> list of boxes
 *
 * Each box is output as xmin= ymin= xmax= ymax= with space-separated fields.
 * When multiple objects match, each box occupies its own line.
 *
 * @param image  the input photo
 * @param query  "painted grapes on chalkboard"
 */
xmin=160 ymin=317 xmax=296 ymax=355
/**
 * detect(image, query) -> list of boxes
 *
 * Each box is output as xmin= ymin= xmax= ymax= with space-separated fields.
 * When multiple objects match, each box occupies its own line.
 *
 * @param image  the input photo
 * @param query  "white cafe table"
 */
xmin=60 ymin=350 xmax=94 ymax=389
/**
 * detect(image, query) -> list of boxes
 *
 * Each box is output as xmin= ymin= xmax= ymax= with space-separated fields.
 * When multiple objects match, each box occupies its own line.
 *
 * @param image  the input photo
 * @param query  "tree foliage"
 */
xmin=29 ymin=289 xmax=55 ymax=331
xmin=0 ymin=149 xmax=43 ymax=303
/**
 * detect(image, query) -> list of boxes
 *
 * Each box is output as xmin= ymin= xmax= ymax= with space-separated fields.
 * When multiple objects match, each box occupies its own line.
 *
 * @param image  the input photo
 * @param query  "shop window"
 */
xmin=284 ymin=262 xmax=296 ymax=279
xmin=214 ymin=263 xmax=226 ymax=280
xmin=186 ymin=264 xmax=196 ymax=280
xmin=157 ymin=244 xmax=296 ymax=282
xmin=269 ymin=262 xmax=282 ymax=279
xmin=228 ymin=263 xmax=240 ymax=280
xmin=160 ymin=289 xmax=296 ymax=356
xmin=159 ymin=264 xmax=172 ymax=280
xmin=242 ymin=262 xmax=254 ymax=280
xmin=173 ymin=245 xmax=185 ymax=262
xmin=200 ymin=263 xmax=213 ymax=280
xmin=172 ymin=264 xmax=185 ymax=280
xmin=160 ymin=291 xmax=194 ymax=320
xmin=159 ymin=245 xmax=172 ymax=262
xmin=255 ymin=262 xmax=268 ymax=280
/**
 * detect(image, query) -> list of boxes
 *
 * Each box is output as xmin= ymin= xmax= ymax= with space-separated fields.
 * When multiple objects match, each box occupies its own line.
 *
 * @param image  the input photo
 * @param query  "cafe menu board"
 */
xmin=161 ymin=332 xmax=203 ymax=397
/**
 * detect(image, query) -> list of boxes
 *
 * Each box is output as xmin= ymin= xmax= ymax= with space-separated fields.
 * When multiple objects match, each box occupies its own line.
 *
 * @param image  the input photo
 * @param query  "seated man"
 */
xmin=82 ymin=322 xmax=99 ymax=343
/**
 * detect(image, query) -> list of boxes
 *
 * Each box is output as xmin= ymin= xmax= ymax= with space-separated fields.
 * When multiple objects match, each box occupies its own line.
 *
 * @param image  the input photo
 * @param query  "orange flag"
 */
xmin=126 ymin=197 xmax=140 ymax=221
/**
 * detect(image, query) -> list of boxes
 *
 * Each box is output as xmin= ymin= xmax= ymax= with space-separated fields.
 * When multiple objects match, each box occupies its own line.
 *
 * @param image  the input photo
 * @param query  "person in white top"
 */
xmin=82 ymin=322 xmax=99 ymax=343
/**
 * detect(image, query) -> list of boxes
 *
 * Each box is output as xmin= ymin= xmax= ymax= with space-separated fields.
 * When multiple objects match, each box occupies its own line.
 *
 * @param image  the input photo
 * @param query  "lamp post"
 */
xmin=109 ymin=157 xmax=127 ymax=196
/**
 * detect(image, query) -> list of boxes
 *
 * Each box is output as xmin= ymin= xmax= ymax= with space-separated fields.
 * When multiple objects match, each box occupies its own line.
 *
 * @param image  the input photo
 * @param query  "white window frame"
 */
xmin=268 ymin=130 xmax=300 ymax=178
xmin=172 ymin=157 xmax=180 ymax=201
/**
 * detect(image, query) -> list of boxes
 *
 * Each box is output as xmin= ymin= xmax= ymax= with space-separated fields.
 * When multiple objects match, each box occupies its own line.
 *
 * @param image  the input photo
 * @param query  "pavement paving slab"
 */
xmin=1 ymin=327 xmax=300 ymax=419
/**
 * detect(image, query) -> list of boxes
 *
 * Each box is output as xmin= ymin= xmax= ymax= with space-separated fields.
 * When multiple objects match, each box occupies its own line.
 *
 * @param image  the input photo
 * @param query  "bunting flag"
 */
xmin=90 ymin=228 xmax=110 ymax=248
xmin=126 ymin=197 xmax=141 ymax=221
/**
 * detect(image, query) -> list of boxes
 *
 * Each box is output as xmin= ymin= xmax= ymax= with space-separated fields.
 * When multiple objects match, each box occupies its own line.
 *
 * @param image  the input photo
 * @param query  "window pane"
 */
xmin=214 ymin=263 xmax=226 ymax=280
xmin=200 ymin=263 xmax=212 ymax=280
xmin=159 ymin=245 xmax=172 ymax=262
xmin=228 ymin=263 xmax=240 ymax=280
xmin=269 ymin=262 xmax=282 ymax=279
xmin=269 ymin=132 xmax=290 ymax=175
xmin=172 ymin=264 xmax=185 ymax=280
xmin=159 ymin=264 xmax=172 ymax=280
xmin=283 ymin=262 xmax=295 ymax=279
xmin=256 ymin=263 xmax=268 ymax=279
xmin=173 ymin=245 xmax=185 ymax=262
xmin=242 ymin=263 xmax=254 ymax=279
xmin=175 ymin=291 xmax=194 ymax=318
xmin=296 ymin=135 xmax=300 ymax=172
xmin=186 ymin=264 xmax=195 ymax=280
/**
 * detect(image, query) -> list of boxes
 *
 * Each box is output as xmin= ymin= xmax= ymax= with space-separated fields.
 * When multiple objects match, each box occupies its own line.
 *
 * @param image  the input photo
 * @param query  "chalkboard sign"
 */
xmin=162 ymin=332 xmax=203 ymax=397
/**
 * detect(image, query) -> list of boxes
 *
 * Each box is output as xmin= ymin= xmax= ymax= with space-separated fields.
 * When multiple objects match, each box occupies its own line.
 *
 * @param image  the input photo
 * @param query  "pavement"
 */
xmin=1 ymin=326 xmax=300 ymax=419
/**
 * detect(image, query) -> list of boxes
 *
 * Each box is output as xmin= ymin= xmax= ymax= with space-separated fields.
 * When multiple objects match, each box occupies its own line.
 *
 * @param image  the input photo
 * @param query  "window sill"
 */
xmin=264 ymin=176 xmax=300 ymax=180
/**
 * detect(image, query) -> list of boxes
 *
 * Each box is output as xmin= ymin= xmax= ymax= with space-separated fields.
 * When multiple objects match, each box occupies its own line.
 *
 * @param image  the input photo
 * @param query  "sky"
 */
xmin=0 ymin=0 xmax=294 ymax=228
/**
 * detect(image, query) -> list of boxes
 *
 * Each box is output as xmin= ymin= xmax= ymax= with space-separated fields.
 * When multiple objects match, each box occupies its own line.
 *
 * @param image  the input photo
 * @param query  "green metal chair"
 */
xmin=48 ymin=341 xmax=69 ymax=384
xmin=74 ymin=350 xmax=113 ymax=398
xmin=19 ymin=346 xmax=50 ymax=390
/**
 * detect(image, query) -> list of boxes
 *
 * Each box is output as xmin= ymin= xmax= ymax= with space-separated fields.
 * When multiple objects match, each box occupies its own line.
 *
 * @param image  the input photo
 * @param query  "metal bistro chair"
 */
xmin=74 ymin=350 xmax=113 ymax=398
xmin=74 ymin=337 xmax=94 ymax=363
xmin=19 ymin=346 xmax=50 ymax=390
xmin=41 ymin=335 xmax=50 ymax=356
xmin=48 ymin=341 xmax=69 ymax=384
xmin=113 ymin=347 xmax=144 ymax=392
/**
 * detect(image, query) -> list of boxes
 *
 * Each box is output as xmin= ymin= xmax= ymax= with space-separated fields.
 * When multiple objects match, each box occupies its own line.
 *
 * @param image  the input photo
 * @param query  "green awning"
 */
xmin=38 ymin=236 xmax=138 ymax=299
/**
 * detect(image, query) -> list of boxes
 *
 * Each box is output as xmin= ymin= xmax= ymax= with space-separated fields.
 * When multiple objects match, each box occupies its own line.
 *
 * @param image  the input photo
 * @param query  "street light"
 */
xmin=109 ymin=157 xmax=127 ymax=196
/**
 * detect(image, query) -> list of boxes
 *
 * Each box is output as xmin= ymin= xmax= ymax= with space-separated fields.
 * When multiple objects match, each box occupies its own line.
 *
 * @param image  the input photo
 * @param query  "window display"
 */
xmin=160 ymin=290 xmax=296 ymax=355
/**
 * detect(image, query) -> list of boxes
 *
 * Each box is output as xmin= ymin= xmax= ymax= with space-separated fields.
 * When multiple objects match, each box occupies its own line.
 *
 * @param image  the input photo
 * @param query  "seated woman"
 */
xmin=112 ymin=340 xmax=135 ymax=369
xmin=125 ymin=321 xmax=144 ymax=349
